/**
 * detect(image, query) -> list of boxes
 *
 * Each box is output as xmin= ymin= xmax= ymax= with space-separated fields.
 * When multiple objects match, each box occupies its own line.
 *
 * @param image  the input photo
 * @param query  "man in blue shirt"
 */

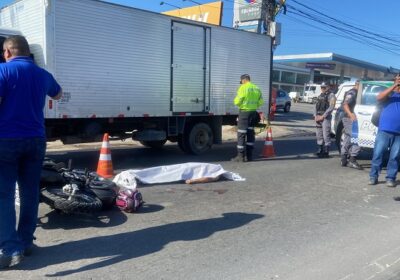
xmin=0 ymin=35 xmax=62 ymax=269
xmin=369 ymin=75 xmax=400 ymax=187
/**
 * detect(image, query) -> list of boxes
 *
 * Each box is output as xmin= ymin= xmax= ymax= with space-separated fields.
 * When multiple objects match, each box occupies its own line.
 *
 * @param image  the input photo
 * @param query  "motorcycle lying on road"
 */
xmin=39 ymin=159 xmax=118 ymax=214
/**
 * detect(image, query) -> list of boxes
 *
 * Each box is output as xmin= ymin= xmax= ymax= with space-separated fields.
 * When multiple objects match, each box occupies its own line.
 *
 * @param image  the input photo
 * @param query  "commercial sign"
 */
xmin=305 ymin=63 xmax=336 ymax=70
xmin=233 ymin=0 xmax=262 ymax=32
xmin=238 ymin=0 xmax=262 ymax=22
xmin=162 ymin=1 xmax=223 ymax=25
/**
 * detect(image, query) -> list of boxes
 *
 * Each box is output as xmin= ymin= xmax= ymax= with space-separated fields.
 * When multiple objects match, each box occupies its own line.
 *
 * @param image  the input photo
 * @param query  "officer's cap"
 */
xmin=240 ymin=74 xmax=251 ymax=81
xmin=320 ymin=82 xmax=328 ymax=88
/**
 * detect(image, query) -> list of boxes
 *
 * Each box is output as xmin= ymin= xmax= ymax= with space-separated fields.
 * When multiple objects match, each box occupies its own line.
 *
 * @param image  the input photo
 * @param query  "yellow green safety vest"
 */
xmin=234 ymin=82 xmax=264 ymax=111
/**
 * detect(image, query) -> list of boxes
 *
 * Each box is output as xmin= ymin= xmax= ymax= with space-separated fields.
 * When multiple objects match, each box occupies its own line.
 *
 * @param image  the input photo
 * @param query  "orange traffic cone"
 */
xmin=97 ymin=133 xmax=114 ymax=178
xmin=261 ymin=127 xmax=275 ymax=158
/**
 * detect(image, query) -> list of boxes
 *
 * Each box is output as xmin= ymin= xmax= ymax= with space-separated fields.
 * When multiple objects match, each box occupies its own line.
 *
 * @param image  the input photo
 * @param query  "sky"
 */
xmin=0 ymin=0 xmax=399 ymax=68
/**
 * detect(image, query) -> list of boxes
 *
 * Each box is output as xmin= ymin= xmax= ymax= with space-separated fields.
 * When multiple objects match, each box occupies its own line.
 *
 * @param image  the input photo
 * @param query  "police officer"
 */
xmin=341 ymin=80 xmax=362 ymax=169
xmin=314 ymin=82 xmax=336 ymax=158
xmin=231 ymin=74 xmax=264 ymax=162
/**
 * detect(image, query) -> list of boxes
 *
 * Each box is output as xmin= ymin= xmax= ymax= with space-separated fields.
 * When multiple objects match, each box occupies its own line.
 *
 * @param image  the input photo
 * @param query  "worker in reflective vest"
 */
xmin=232 ymin=74 xmax=264 ymax=162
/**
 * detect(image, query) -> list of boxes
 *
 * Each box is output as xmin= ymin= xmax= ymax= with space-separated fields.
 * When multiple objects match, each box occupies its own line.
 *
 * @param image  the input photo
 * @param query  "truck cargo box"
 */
xmin=0 ymin=0 xmax=272 ymax=154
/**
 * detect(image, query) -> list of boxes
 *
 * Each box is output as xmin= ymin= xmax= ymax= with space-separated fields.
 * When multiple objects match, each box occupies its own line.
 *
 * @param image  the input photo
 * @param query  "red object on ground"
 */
xmin=261 ymin=127 xmax=276 ymax=158
xmin=97 ymin=133 xmax=114 ymax=178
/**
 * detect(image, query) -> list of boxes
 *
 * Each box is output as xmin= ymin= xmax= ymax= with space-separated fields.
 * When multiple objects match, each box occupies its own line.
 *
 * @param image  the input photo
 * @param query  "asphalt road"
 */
xmin=4 ymin=103 xmax=400 ymax=280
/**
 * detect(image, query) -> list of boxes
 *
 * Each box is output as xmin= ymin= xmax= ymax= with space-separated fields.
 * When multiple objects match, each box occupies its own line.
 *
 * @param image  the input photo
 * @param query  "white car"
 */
xmin=275 ymin=89 xmax=292 ymax=113
xmin=332 ymin=80 xmax=393 ymax=151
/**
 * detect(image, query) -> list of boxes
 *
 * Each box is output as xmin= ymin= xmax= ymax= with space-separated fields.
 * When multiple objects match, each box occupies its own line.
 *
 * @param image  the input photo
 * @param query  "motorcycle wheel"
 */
xmin=41 ymin=188 xmax=103 ymax=214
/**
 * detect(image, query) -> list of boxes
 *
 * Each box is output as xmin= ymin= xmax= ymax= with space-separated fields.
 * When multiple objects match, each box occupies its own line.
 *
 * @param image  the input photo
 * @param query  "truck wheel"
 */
xmin=140 ymin=140 xmax=167 ymax=149
xmin=185 ymin=122 xmax=213 ymax=155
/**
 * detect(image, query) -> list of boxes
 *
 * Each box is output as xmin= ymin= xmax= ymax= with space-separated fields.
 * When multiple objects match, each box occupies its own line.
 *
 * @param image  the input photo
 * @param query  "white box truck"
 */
xmin=303 ymin=83 xmax=323 ymax=103
xmin=0 ymin=0 xmax=271 ymax=154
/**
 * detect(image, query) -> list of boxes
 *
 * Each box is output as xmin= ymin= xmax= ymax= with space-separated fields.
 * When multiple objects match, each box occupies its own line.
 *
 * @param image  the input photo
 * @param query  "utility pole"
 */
xmin=257 ymin=0 xmax=277 ymax=35
xmin=260 ymin=0 xmax=277 ymax=121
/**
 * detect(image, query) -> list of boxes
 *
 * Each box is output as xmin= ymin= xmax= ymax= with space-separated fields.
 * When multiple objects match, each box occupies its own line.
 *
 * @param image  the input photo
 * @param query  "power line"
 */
xmin=283 ymin=1 xmax=400 ymax=56
xmin=288 ymin=8 xmax=400 ymax=49
xmin=284 ymin=11 xmax=400 ymax=56
xmin=290 ymin=0 xmax=400 ymax=45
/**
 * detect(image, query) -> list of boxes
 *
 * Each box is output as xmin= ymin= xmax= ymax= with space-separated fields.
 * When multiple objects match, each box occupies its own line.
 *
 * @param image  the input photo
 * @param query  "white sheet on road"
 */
xmin=113 ymin=162 xmax=245 ymax=190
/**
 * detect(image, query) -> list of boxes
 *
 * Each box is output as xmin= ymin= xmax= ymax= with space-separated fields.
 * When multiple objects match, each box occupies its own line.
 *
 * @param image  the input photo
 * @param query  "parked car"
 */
xmin=275 ymin=89 xmax=292 ymax=113
xmin=332 ymin=80 xmax=393 ymax=151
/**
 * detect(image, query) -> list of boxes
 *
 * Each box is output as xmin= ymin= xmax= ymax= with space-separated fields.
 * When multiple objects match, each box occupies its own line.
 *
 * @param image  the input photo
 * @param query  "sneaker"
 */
xmin=0 ymin=250 xmax=23 ymax=269
xmin=348 ymin=160 xmax=363 ymax=170
xmin=387 ymin=180 xmax=396 ymax=188
xmin=368 ymin=178 xmax=378 ymax=185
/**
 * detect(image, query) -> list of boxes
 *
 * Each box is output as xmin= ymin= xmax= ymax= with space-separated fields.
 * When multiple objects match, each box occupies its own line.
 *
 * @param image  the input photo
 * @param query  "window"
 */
xmin=361 ymin=83 xmax=392 ymax=106
xmin=306 ymin=86 xmax=316 ymax=91
xmin=272 ymin=70 xmax=280 ymax=82
xmin=281 ymin=71 xmax=295 ymax=84
xmin=278 ymin=90 xmax=286 ymax=98
xmin=281 ymin=86 xmax=292 ymax=93
xmin=296 ymin=74 xmax=310 ymax=85
xmin=295 ymin=86 xmax=305 ymax=95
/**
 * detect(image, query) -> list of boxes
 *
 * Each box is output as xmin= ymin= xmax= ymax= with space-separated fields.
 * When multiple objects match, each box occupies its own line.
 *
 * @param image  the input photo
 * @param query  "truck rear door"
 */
xmin=171 ymin=22 xmax=210 ymax=113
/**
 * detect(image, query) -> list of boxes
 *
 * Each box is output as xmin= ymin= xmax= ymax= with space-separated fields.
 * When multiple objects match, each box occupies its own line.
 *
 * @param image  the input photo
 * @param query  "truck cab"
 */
xmin=303 ymin=83 xmax=322 ymax=103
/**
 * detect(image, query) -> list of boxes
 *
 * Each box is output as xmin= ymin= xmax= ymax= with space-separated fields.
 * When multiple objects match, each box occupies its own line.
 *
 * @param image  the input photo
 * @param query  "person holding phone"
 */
xmin=369 ymin=75 xmax=400 ymax=186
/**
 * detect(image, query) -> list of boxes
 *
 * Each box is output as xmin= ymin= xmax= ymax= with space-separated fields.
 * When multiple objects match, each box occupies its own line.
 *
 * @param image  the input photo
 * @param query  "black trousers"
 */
xmin=237 ymin=111 xmax=258 ymax=154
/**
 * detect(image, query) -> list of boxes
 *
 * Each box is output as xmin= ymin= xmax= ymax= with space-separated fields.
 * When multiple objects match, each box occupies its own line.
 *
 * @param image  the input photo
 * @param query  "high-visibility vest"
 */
xmin=234 ymin=82 xmax=264 ymax=111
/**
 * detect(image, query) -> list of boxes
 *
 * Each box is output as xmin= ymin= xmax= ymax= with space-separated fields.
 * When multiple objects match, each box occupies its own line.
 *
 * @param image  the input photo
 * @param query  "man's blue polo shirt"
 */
xmin=379 ymin=91 xmax=400 ymax=134
xmin=0 ymin=57 xmax=61 ymax=138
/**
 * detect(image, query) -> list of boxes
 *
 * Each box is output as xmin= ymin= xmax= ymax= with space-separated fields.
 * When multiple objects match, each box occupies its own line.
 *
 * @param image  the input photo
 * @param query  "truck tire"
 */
xmin=140 ymin=140 xmax=167 ymax=149
xmin=41 ymin=188 xmax=103 ymax=214
xmin=184 ymin=122 xmax=213 ymax=155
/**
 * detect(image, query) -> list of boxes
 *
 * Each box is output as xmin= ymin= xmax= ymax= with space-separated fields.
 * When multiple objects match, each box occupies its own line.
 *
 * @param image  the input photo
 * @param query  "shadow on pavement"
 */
xmin=272 ymin=123 xmax=315 ymax=129
xmin=273 ymin=107 xmax=314 ymax=124
xmin=47 ymin=137 xmax=331 ymax=170
xmin=48 ymin=142 xmax=240 ymax=170
xmin=270 ymin=137 xmax=331 ymax=158
xmin=37 ymin=204 xmax=165 ymax=230
xmin=19 ymin=212 xmax=264 ymax=276
xmin=37 ymin=208 xmax=130 ymax=230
